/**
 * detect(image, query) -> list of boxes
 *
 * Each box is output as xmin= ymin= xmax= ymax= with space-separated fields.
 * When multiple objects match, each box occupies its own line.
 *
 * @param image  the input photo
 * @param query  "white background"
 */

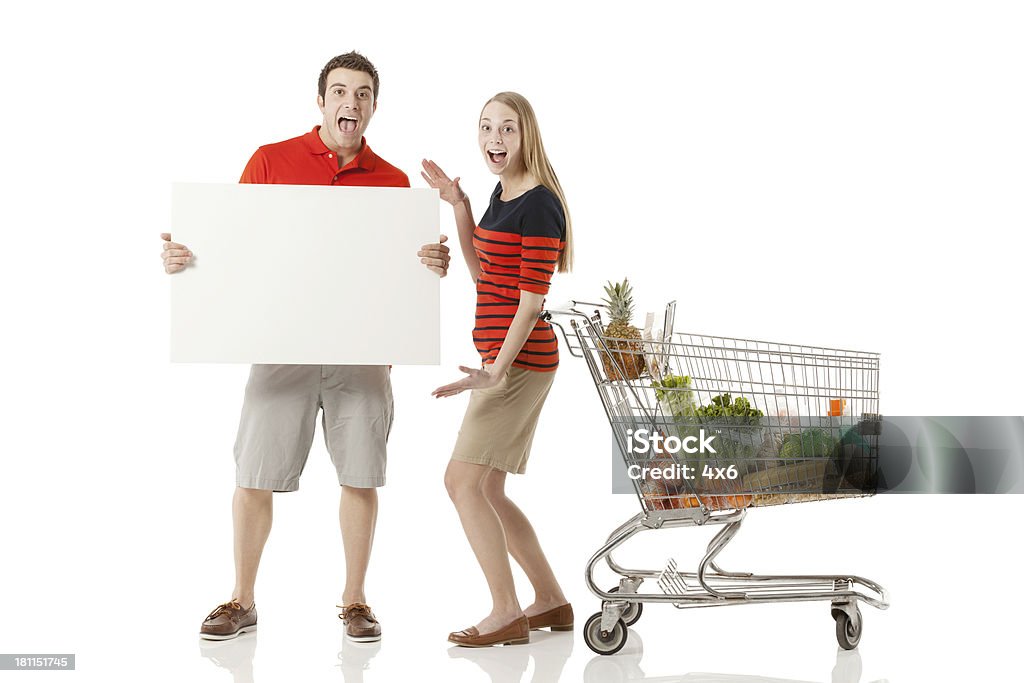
xmin=1 ymin=1 xmax=1021 ymax=682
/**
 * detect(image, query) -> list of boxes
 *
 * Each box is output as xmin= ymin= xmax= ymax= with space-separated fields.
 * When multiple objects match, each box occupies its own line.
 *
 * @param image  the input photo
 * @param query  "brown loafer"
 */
xmin=448 ymin=615 xmax=530 ymax=647
xmin=339 ymin=603 xmax=382 ymax=642
xmin=200 ymin=600 xmax=257 ymax=640
xmin=527 ymin=603 xmax=574 ymax=631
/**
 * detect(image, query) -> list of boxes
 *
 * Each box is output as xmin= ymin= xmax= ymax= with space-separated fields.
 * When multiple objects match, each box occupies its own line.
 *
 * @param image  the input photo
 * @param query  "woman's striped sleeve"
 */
xmin=519 ymin=193 xmax=565 ymax=295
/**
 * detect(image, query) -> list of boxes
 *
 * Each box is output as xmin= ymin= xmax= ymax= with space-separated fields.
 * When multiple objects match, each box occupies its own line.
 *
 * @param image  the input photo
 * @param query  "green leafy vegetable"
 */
xmin=652 ymin=375 xmax=697 ymax=418
xmin=694 ymin=393 xmax=764 ymax=424
xmin=779 ymin=428 xmax=836 ymax=458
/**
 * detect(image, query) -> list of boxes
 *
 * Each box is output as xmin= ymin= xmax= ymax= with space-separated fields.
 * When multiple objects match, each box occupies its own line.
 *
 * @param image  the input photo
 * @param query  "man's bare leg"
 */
xmin=339 ymin=485 xmax=378 ymax=605
xmin=231 ymin=487 xmax=273 ymax=608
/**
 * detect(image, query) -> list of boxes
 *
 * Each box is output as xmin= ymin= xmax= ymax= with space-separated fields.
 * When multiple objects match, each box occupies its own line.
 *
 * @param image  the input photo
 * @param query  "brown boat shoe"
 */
xmin=527 ymin=603 xmax=574 ymax=632
xmin=338 ymin=603 xmax=382 ymax=642
xmin=448 ymin=615 xmax=530 ymax=647
xmin=200 ymin=600 xmax=257 ymax=640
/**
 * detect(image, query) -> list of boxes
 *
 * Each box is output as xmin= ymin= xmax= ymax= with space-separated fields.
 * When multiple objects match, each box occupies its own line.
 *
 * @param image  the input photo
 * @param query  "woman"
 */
xmin=421 ymin=92 xmax=575 ymax=647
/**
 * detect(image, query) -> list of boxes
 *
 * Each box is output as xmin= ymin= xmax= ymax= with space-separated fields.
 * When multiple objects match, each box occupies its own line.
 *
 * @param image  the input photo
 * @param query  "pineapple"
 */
xmin=601 ymin=279 xmax=647 ymax=381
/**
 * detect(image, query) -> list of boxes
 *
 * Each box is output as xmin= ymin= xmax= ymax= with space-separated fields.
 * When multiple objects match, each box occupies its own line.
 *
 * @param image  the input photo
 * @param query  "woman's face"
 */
xmin=478 ymin=100 xmax=523 ymax=176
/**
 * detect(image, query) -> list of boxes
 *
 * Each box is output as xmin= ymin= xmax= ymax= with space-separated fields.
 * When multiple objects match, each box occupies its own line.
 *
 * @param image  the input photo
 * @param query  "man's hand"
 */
xmin=161 ymin=233 xmax=193 ymax=274
xmin=418 ymin=234 xmax=451 ymax=277
xmin=432 ymin=365 xmax=502 ymax=398
xmin=420 ymin=159 xmax=466 ymax=207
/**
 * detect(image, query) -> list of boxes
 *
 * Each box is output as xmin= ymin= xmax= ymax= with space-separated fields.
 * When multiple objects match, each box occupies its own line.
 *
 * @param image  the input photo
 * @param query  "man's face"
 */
xmin=478 ymin=100 xmax=522 ymax=176
xmin=317 ymin=67 xmax=376 ymax=152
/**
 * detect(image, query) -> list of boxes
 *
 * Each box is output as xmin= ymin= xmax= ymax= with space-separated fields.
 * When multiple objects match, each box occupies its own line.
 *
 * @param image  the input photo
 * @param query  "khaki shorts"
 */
xmin=234 ymin=364 xmax=393 ymax=491
xmin=451 ymin=366 xmax=556 ymax=474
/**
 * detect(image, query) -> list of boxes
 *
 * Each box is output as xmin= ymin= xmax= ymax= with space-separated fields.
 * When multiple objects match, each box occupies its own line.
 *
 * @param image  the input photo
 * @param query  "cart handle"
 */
xmin=539 ymin=305 xmax=592 ymax=358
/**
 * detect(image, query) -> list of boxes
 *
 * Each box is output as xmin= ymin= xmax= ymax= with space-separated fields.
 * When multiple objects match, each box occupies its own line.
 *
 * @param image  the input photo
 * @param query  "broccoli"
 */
xmin=695 ymin=393 xmax=764 ymax=424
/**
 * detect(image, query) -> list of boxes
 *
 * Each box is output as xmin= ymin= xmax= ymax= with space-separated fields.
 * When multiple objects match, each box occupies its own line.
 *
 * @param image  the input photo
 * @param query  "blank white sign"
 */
xmin=170 ymin=182 xmax=440 ymax=365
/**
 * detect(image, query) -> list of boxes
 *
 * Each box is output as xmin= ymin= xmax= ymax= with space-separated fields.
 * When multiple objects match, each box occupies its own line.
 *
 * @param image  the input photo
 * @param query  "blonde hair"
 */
xmin=484 ymin=92 xmax=574 ymax=272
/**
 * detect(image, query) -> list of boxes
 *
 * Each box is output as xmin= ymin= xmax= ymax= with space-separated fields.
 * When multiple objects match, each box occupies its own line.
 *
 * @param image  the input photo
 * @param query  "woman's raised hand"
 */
xmin=421 ymin=159 xmax=467 ymax=206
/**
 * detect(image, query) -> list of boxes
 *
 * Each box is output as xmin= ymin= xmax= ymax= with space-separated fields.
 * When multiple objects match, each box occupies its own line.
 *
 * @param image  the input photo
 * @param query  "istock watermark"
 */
xmin=0 ymin=654 xmax=75 ymax=671
xmin=626 ymin=428 xmax=718 ymax=456
xmin=626 ymin=461 xmax=740 ymax=482
xmin=611 ymin=417 xmax=1024 ymax=495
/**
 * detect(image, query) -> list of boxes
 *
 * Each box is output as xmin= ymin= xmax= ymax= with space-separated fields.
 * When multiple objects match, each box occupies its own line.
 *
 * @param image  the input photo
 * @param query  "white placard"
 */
xmin=170 ymin=182 xmax=440 ymax=365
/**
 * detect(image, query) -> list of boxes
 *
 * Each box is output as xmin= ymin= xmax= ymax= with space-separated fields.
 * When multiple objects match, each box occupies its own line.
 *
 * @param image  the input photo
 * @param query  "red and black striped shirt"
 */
xmin=473 ymin=183 xmax=566 ymax=372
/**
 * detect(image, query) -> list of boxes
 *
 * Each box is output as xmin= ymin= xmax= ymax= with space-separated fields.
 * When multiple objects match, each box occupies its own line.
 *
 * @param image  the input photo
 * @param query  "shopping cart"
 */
xmin=543 ymin=301 xmax=889 ymax=656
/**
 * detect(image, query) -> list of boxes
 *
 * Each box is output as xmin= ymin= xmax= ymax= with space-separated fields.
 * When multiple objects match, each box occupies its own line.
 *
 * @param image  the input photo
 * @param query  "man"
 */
xmin=161 ymin=52 xmax=450 ymax=642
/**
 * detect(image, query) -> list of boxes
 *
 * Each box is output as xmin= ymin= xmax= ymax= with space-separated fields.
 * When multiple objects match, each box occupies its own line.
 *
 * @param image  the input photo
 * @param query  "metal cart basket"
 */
xmin=544 ymin=301 xmax=889 ymax=656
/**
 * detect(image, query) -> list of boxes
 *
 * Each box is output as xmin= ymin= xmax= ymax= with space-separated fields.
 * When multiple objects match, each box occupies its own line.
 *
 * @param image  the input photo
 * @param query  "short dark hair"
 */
xmin=318 ymin=52 xmax=379 ymax=101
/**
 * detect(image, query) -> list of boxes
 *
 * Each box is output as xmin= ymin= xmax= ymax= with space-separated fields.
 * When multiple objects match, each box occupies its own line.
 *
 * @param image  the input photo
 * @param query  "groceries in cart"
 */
xmin=641 ymin=366 xmax=877 ymax=511
xmin=541 ymin=297 xmax=888 ymax=655
xmin=599 ymin=279 xmax=646 ymax=381
xmin=643 ymin=379 xmax=764 ymax=511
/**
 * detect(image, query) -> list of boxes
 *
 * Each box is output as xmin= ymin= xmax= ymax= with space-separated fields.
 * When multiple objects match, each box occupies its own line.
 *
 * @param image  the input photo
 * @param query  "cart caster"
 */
xmin=607 ymin=586 xmax=643 ymax=626
xmin=584 ymin=613 xmax=628 ymax=656
xmin=832 ymin=604 xmax=863 ymax=650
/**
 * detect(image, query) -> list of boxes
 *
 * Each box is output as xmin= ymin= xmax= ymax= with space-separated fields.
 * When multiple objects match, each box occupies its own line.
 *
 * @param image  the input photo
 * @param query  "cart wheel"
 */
xmin=584 ymin=613 xmax=628 ymax=656
xmin=607 ymin=586 xmax=643 ymax=626
xmin=833 ymin=606 xmax=863 ymax=650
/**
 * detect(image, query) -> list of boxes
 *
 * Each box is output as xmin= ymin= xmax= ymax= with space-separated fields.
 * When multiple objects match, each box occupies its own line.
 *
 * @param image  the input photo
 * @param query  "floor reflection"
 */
xmin=336 ymin=637 xmax=382 ymax=682
xmin=196 ymin=630 xmax=385 ymax=683
xmin=583 ymin=631 xmax=887 ymax=683
xmin=447 ymin=630 xmax=574 ymax=683
xmin=198 ymin=632 xmax=257 ymax=683
xmin=193 ymin=624 xmax=885 ymax=683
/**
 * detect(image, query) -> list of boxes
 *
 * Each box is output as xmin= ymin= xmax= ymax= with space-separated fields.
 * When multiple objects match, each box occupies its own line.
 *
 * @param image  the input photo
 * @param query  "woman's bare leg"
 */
xmin=482 ymin=470 xmax=567 ymax=615
xmin=445 ymin=460 xmax=524 ymax=632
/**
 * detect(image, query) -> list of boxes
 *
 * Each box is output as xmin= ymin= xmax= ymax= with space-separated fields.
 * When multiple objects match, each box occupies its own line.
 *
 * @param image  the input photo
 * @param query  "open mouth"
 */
xmin=487 ymin=149 xmax=507 ymax=164
xmin=338 ymin=115 xmax=358 ymax=134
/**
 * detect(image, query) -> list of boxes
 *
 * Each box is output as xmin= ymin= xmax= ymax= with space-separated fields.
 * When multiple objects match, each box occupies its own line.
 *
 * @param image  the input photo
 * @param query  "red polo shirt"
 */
xmin=239 ymin=126 xmax=410 ymax=188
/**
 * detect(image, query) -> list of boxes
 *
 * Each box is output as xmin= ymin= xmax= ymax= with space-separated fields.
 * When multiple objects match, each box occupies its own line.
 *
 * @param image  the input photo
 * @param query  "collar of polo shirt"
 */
xmin=304 ymin=126 xmax=378 ymax=173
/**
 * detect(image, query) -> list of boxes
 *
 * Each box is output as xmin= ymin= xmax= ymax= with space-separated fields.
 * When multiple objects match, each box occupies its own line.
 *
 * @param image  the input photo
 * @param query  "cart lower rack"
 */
xmin=544 ymin=302 xmax=889 ymax=656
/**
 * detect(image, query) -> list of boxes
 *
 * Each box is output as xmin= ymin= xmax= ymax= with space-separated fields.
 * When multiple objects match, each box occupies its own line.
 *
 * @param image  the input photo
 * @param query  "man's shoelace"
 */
xmin=205 ymin=600 xmax=244 ymax=621
xmin=341 ymin=603 xmax=375 ymax=622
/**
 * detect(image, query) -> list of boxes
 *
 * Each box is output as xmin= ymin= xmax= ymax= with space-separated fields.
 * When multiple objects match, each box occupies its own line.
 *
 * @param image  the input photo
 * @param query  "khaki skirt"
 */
xmin=451 ymin=366 xmax=556 ymax=474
